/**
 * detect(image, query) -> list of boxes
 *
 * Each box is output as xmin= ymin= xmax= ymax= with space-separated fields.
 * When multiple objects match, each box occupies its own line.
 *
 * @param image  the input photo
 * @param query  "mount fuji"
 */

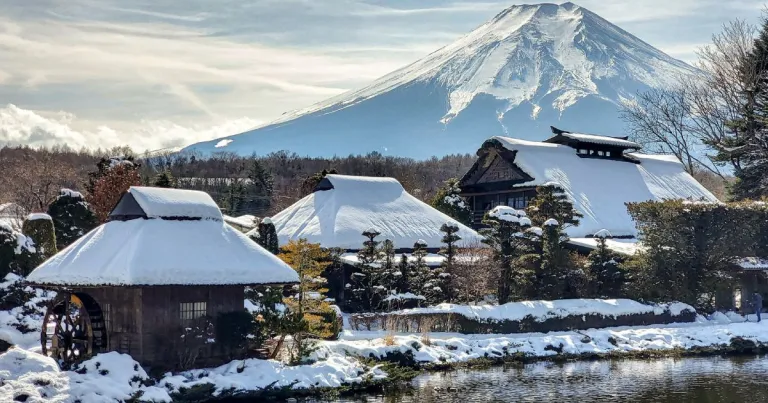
xmin=182 ymin=2 xmax=697 ymax=159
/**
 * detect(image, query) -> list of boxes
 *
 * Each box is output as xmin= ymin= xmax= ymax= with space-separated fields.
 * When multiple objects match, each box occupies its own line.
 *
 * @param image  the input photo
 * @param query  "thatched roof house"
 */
xmin=459 ymin=128 xmax=719 ymax=239
xmin=259 ymin=174 xmax=483 ymax=251
xmin=27 ymin=186 xmax=298 ymax=368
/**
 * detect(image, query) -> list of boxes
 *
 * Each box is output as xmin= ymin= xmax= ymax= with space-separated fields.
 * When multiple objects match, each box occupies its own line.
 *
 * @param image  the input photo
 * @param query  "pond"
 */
xmin=334 ymin=356 xmax=768 ymax=403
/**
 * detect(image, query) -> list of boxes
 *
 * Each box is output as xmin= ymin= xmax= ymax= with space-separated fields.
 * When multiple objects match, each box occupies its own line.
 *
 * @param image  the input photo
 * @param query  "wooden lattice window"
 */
xmin=180 ymin=302 xmax=207 ymax=322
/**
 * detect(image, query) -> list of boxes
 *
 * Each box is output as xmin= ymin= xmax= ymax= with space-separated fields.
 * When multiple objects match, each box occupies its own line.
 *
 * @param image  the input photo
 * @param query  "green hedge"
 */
xmin=625 ymin=200 xmax=768 ymax=310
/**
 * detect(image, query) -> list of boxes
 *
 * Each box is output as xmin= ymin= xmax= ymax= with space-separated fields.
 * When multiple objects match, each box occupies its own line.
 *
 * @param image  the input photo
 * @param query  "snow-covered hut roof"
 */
xmin=546 ymin=126 xmax=642 ymax=149
xmin=477 ymin=137 xmax=719 ymax=238
xmin=111 ymin=186 xmax=223 ymax=220
xmin=27 ymin=187 xmax=299 ymax=286
xmin=735 ymin=257 xmax=768 ymax=271
xmin=567 ymin=238 xmax=640 ymax=256
xmin=265 ymin=174 xmax=484 ymax=250
xmin=223 ymin=214 xmax=257 ymax=230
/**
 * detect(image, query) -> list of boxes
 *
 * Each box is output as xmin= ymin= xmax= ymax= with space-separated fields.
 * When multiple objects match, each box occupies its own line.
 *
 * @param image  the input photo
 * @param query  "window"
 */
xmin=578 ymin=149 xmax=588 ymax=154
xmin=180 ymin=302 xmax=207 ymax=322
xmin=606 ymin=151 xmax=612 ymax=157
xmin=598 ymin=150 xmax=605 ymax=156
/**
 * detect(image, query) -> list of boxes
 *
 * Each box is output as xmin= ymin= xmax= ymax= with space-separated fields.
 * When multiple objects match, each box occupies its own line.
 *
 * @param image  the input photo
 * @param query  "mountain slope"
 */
xmin=183 ymin=2 xmax=697 ymax=159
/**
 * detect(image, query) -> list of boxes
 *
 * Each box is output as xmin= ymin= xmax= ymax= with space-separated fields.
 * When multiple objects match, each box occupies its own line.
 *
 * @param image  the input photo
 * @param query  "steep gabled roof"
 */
xmin=27 ymin=187 xmax=298 ymax=286
xmin=267 ymin=174 xmax=484 ymax=250
xmin=478 ymin=137 xmax=719 ymax=238
xmin=546 ymin=126 xmax=641 ymax=150
xmin=110 ymin=187 xmax=222 ymax=221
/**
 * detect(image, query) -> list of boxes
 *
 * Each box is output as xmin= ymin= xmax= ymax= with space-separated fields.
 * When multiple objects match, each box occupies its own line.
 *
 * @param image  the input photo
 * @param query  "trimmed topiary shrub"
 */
xmin=22 ymin=213 xmax=57 ymax=261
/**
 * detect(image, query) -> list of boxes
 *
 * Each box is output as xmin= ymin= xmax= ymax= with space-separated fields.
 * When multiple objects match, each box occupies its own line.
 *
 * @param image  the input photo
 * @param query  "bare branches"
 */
xmin=622 ymin=19 xmax=764 ymax=179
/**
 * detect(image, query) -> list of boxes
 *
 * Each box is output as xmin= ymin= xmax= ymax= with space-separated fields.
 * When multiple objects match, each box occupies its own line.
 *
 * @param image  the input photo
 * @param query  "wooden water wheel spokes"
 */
xmin=42 ymin=293 xmax=94 ymax=367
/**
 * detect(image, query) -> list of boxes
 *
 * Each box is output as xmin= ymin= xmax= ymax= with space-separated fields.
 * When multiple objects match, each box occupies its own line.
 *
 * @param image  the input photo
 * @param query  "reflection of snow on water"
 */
xmin=336 ymin=357 xmax=768 ymax=403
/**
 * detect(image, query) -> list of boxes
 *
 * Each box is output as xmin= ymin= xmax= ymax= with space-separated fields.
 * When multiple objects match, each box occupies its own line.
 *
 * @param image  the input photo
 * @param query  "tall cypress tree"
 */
xmin=728 ymin=18 xmax=768 ymax=200
xmin=254 ymin=218 xmax=279 ymax=255
xmin=481 ymin=207 xmax=531 ymax=303
xmin=351 ymin=229 xmax=385 ymax=311
xmin=588 ymin=231 xmax=624 ymax=298
xmin=438 ymin=223 xmax=461 ymax=302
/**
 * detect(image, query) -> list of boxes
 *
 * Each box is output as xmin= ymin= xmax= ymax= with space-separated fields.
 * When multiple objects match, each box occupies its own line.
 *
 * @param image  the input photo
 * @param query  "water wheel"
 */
xmin=41 ymin=292 xmax=106 ymax=368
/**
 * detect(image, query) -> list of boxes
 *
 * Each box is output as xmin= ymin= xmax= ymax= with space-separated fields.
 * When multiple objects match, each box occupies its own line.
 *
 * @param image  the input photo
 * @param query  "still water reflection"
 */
xmin=336 ymin=356 xmax=768 ymax=403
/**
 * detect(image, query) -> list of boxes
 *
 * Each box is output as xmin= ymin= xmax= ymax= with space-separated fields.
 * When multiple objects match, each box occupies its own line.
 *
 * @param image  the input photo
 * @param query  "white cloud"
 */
xmin=0 ymin=104 xmax=260 ymax=152
xmin=0 ymin=0 xmax=764 ymax=150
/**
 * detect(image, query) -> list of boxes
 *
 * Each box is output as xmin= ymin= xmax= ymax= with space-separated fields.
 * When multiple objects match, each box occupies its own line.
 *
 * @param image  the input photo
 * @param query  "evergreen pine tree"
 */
xmin=587 ymin=230 xmax=624 ymax=298
xmin=244 ymin=159 xmax=274 ymax=215
xmin=254 ymin=218 xmax=279 ymax=255
xmin=438 ymin=222 xmax=461 ymax=302
xmin=153 ymin=170 xmax=175 ymax=188
xmin=394 ymin=253 xmax=410 ymax=295
xmin=525 ymin=184 xmax=583 ymax=228
xmin=481 ymin=207 xmax=532 ymax=303
xmin=278 ymin=240 xmax=338 ymax=359
xmin=430 ymin=179 xmax=472 ymax=226
xmin=220 ymin=179 xmax=247 ymax=216
xmin=379 ymin=239 xmax=399 ymax=294
xmin=409 ymin=240 xmax=439 ymax=303
xmin=721 ymin=18 xmax=768 ymax=199
xmin=47 ymin=189 xmax=98 ymax=249
xmin=350 ymin=229 xmax=386 ymax=311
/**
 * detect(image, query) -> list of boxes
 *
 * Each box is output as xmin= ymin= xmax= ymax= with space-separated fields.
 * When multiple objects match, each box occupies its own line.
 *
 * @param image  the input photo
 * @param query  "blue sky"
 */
xmin=0 ymin=0 xmax=763 ymax=151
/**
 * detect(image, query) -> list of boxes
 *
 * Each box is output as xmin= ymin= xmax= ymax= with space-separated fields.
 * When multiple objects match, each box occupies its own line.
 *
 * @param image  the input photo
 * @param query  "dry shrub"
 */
xmin=383 ymin=332 xmax=396 ymax=346
xmin=420 ymin=316 xmax=436 ymax=346
xmin=453 ymin=242 xmax=496 ymax=304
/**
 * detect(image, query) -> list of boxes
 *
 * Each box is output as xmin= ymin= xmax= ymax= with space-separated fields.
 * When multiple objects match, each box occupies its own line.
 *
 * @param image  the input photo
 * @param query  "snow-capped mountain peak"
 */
xmin=182 ymin=2 xmax=698 ymax=159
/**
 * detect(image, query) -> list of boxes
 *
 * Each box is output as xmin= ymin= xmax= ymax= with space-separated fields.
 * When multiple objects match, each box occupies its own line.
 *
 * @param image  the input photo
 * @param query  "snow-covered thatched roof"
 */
xmin=487 ymin=137 xmax=719 ymax=238
xmin=223 ymin=214 xmax=257 ymax=230
xmin=266 ymin=174 xmax=483 ymax=250
xmin=27 ymin=187 xmax=298 ymax=286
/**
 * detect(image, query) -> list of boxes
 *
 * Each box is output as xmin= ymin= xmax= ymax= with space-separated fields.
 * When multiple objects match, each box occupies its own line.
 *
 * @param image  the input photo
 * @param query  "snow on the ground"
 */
xmin=0 ymin=274 xmax=55 ymax=350
xmin=318 ymin=313 xmax=768 ymax=365
xmin=0 ymin=349 xmax=169 ymax=402
xmin=0 ymin=348 xmax=386 ymax=402
xmin=388 ymin=299 xmax=694 ymax=323
xmin=159 ymin=354 xmax=386 ymax=396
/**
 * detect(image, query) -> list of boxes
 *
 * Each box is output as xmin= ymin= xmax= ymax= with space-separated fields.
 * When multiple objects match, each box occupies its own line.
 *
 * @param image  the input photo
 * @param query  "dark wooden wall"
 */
xmin=80 ymin=287 xmax=143 ymax=359
xmin=75 ymin=285 xmax=245 ymax=367
xmin=140 ymin=285 xmax=245 ymax=365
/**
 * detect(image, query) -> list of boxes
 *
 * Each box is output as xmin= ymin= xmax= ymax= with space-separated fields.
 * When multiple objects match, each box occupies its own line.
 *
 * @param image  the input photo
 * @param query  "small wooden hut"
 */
xmin=26 ymin=186 xmax=299 ymax=368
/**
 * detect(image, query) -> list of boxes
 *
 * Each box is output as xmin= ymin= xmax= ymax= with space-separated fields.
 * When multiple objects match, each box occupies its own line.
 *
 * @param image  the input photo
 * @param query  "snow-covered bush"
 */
xmin=47 ymin=188 xmax=98 ymax=249
xmin=0 ymin=222 xmax=37 ymax=278
xmin=0 ymin=274 xmax=56 ymax=348
xmin=430 ymin=178 xmax=471 ymax=226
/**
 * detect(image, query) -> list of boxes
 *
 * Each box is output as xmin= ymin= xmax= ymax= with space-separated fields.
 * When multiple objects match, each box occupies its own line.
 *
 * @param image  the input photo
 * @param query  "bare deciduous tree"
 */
xmin=0 ymin=148 xmax=79 ymax=213
xmin=450 ymin=242 xmax=495 ymax=304
xmin=621 ymin=19 xmax=764 ymax=181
